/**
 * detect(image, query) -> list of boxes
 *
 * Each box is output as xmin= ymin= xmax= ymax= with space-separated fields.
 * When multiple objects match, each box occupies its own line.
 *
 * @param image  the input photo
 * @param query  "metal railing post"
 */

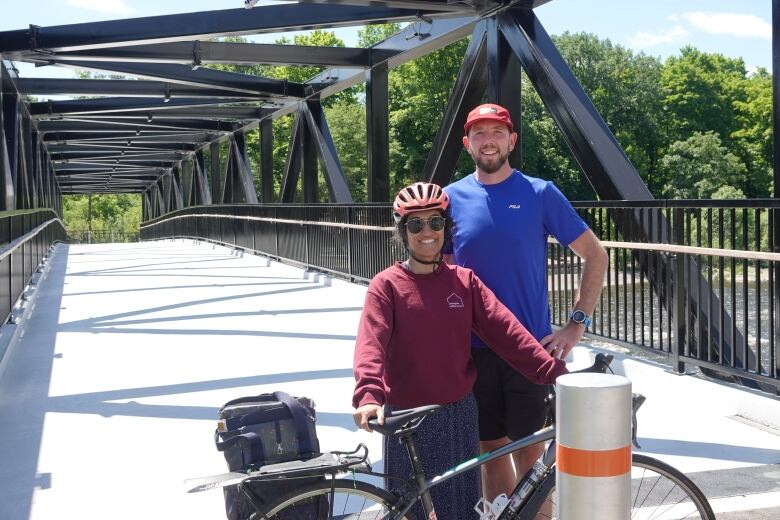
xmin=556 ymin=371 xmax=632 ymax=520
xmin=672 ymin=208 xmax=686 ymax=373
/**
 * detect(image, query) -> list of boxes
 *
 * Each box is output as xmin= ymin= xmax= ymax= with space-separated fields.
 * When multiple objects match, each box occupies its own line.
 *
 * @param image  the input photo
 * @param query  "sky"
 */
xmin=0 ymin=0 xmax=773 ymax=80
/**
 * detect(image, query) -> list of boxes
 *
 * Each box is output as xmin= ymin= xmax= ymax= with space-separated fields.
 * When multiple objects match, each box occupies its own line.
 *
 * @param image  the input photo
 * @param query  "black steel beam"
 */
xmin=499 ymin=9 xmax=648 ymax=199
xmin=54 ymin=161 xmax=173 ymax=169
xmin=25 ymin=41 xmax=399 ymax=68
xmin=302 ymin=101 xmax=352 ymax=203
xmin=193 ymin=151 xmax=211 ymax=205
xmin=0 ymin=4 xmax=435 ymax=53
xmin=259 ymin=118 xmax=273 ymax=202
xmin=2 ymin=89 xmax=19 ymax=209
xmin=0 ymin=89 xmax=14 ymax=210
xmin=19 ymin=112 xmax=32 ymax=208
xmin=56 ymin=174 xmax=161 ymax=182
xmin=52 ymin=152 xmax=183 ymax=162
xmin=209 ymin=141 xmax=221 ymax=204
xmin=46 ymin=60 xmax=306 ymax=98
xmin=307 ymin=16 xmax=478 ymax=101
xmin=222 ymin=140 xmax=235 ymax=203
xmin=424 ymin=20 xmax=489 ymax=186
xmin=15 ymin=78 xmax=265 ymax=99
xmin=29 ymin=97 xmax=257 ymax=117
xmin=487 ymin=17 xmax=523 ymax=167
xmin=231 ymin=132 xmax=259 ymax=203
xmin=366 ymin=62 xmax=389 ymax=202
xmin=43 ymin=132 xmax=213 ymax=143
xmin=45 ymin=142 xmax=197 ymax=152
xmin=37 ymin=118 xmax=237 ymax=133
xmin=280 ymin=112 xmax=304 ymax=203
xmin=35 ymin=105 xmax=272 ymax=121
xmin=261 ymin=0 xmax=475 ymax=13
xmin=301 ymin=113 xmax=318 ymax=203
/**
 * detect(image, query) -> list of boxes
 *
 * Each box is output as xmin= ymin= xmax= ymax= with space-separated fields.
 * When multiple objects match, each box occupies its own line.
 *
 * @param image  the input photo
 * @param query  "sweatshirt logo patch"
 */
xmin=447 ymin=293 xmax=464 ymax=308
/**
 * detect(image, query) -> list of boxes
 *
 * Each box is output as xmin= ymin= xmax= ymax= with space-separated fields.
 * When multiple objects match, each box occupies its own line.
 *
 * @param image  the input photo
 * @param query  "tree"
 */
xmin=385 ymin=37 xmax=472 ymax=192
xmin=660 ymin=47 xmax=747 ymax=146
xmin=731 ymin=68 xmax=773 ymax=197
xmin=660 ymin=131 xmax=746 ymax=199
xmin=520 ymin=32 xmax=664 ymax=199
xmin=62 ymin=194 xmax=142 ymax=238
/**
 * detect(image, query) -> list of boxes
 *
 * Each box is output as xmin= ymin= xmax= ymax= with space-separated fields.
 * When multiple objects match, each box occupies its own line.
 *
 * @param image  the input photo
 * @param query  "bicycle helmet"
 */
xmin=392 ymin=182 xmax=449 ymax=223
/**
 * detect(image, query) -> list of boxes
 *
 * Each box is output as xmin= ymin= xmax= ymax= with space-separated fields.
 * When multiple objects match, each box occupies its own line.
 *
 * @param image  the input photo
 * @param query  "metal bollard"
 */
xmin=556 ymin=372 xmax=632 ymax=520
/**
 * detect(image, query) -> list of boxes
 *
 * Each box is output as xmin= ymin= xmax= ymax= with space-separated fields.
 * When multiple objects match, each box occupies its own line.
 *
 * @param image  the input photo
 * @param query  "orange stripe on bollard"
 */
xmin=557 ymin=444 xmax=631 ymax=477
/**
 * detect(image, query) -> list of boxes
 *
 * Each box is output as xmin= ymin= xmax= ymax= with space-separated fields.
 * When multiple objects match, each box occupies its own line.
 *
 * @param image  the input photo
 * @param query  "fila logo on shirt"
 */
xmin=447 ymin=293 xmax=464 ymax=308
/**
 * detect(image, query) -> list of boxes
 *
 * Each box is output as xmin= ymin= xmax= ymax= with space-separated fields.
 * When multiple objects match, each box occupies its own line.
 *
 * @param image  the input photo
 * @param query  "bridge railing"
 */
xmin=140 ymin=200 xmax=780 ymax=391
xmin=0 ymin=209 xmax=67 ymax=324
xmin=558 ymin=200 xmax=779 ymax=392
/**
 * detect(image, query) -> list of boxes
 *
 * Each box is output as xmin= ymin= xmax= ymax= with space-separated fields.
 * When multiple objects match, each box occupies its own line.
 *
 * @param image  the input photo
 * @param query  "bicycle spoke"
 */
xmin=262 ymin=480 xmax=405 ymax=520
xmin=543 ymin=456 xmax=712 ymax=520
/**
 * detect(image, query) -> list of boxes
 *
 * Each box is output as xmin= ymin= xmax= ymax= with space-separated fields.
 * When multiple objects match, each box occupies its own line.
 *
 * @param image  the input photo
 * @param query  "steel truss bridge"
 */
xmin=1 ymin=2 xmax=779 ymax=394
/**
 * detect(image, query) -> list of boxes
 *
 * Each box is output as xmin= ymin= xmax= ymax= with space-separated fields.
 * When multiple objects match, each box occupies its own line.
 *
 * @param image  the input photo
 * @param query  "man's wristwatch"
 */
xmin=569 ymin=309 xmax=592 ymax=328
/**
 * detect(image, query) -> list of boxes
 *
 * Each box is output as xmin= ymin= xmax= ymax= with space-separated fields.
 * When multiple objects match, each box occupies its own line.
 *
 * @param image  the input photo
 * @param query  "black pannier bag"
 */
xmin=215 ymin=391 xmax=326 ymax=519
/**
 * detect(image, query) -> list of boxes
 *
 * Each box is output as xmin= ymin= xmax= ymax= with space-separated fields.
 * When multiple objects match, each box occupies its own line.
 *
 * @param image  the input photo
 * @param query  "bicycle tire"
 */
xmin=254 ymin=478 xmax=415 ymax=520
xmin=514 ymin=453 xmax=716 ymax=520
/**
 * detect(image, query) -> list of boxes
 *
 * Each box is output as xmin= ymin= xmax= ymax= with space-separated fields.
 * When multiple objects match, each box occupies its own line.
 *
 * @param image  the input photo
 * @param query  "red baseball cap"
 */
xmin=464 ymin=103 xmax=514 ymax=133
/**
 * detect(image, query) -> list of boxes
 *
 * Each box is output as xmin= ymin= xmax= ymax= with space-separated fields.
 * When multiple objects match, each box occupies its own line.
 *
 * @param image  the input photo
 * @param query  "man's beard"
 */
xmin=473 ymin=149 xmax=509 ymax=174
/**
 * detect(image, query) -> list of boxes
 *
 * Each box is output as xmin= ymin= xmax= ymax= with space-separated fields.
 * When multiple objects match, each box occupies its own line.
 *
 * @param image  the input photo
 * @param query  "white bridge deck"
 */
xmin=0 ymin=240 xmax=778 ymax=520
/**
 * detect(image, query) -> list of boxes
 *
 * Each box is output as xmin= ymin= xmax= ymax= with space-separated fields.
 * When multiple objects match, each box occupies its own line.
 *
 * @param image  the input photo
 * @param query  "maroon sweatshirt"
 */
xmin=352 ymin=262 xmax=568 ymax=409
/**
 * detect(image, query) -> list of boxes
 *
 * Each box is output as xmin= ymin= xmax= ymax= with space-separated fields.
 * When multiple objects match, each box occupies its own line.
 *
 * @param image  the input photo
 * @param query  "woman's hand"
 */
xmin=353 ymin=403 xmax=384 ymax=432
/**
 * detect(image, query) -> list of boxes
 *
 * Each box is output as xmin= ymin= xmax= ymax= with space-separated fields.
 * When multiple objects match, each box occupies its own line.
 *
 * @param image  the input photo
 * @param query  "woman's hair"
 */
xmin=391 ymin=208 xmax=454 ymax=251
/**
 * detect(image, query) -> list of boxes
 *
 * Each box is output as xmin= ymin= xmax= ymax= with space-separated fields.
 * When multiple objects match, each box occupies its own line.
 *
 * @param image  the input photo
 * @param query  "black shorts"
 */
xmin=472 ymin=348 xmax=551 ymax=442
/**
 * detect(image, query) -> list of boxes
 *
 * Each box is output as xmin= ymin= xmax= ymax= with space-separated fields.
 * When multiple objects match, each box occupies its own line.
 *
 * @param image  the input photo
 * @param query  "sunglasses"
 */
xmin=405 ymin=215 xmax=446 ymax=234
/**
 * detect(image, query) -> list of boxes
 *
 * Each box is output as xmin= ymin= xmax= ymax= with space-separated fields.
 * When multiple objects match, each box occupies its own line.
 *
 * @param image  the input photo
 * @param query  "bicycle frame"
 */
xmin=392 ymin=425 xmax=557 ymax=519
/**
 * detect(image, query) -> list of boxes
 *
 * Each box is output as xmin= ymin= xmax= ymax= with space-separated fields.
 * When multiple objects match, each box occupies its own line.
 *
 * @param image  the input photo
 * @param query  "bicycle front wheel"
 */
xmin=256 ymin=478 xmax=414 ymax=520
xmin=532 ymin=453 xmax=715 ymax=520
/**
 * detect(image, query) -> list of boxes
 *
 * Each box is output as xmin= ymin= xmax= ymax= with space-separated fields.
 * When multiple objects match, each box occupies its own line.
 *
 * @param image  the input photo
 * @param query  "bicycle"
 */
xmin=187 ymin=353 xmax=715 ymax=519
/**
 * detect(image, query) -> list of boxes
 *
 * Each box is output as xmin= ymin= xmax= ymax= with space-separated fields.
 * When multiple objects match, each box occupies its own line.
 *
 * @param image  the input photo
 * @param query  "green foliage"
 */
xmin=324 ymin=101 xmax=368 ymax=201
xmin=387 ymin=38 xmax=472 ymax=192
xmin=660 ymin=131 xmax=746 ymax=199
xmin=661 ymin=47 xmax=747 ymax=145
xmin=62 ymin=194 xmax=142 ymax=234
xmin=358 ymin=23 xmax=403 ymax=48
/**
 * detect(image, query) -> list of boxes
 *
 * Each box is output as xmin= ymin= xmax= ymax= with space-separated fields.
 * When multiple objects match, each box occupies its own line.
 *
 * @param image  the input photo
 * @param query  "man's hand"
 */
xmin=353 ymin=403 xmax=384 ymax=432
xmin=540 ymin=321 xmax=585 ymax=360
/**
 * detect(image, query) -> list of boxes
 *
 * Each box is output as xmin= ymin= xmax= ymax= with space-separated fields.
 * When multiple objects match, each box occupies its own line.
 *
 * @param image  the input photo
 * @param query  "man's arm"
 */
xmin=540 ymin=229 xmax=608 ymax=359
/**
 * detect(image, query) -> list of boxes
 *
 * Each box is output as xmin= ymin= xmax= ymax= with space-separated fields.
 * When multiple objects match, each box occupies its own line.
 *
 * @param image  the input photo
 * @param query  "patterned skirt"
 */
xmin=383 ymin=393 xmax=481 ymax=520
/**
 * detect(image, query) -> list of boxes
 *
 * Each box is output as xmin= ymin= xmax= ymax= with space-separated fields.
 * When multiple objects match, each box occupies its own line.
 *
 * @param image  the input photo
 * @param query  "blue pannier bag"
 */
xmin=215 ymin=391 xmax=326 ymax=519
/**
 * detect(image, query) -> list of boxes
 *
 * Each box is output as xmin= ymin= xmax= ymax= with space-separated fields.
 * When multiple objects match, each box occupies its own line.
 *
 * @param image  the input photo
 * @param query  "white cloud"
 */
xmin=679 ymin=11 xmax=771 ymax=40
xmin=627 ymin=26 xmax=689 ymax=49
xmin=65 ymin=0 xmax=132 ymax=16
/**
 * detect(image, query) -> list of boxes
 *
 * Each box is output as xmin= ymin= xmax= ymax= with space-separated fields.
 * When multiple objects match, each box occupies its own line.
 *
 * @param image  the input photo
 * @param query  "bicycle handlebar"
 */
xmin=572 ymin=352 xmax=614 ymax=375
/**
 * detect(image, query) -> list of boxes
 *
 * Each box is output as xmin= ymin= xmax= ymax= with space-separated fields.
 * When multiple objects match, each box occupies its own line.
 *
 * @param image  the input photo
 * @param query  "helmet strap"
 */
xmin=408 ymin=251 xmax=442 ymax=269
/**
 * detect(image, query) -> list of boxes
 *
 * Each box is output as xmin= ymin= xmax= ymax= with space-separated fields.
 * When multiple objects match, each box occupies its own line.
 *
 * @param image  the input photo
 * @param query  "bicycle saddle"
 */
xmin=368 ymin=404 xmax=442 ymax=436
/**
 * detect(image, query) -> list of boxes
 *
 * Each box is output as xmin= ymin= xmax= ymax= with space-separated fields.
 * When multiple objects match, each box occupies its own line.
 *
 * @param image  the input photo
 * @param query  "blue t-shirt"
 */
xmin=444 ymin=170 xmax=589 ymax=343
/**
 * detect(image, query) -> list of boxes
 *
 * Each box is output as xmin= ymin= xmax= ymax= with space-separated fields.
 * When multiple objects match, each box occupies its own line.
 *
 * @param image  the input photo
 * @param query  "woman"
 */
xmin=352 ymin=182 xmax=567 ymax=519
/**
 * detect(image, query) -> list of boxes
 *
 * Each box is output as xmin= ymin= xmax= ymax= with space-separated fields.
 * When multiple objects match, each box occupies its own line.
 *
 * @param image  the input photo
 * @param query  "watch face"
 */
xmin=571 ymin=310 xmax=586 ymax=322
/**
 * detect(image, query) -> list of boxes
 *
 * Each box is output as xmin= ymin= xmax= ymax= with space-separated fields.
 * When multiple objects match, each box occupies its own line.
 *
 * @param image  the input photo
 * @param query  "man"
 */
xmin=442 ymin=103 xmax=608 ymax=503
